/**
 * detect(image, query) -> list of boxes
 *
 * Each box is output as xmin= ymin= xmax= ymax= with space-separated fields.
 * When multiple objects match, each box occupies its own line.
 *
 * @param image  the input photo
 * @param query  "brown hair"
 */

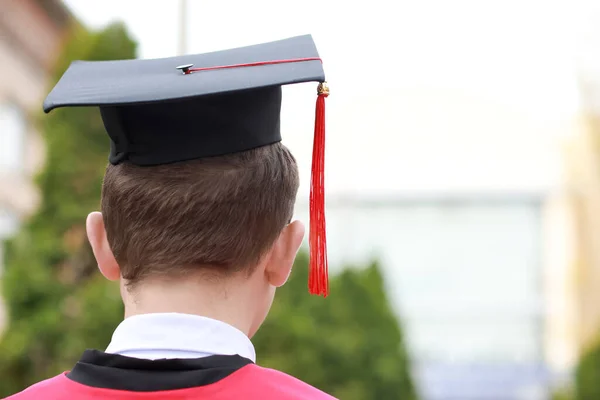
xmin=101 ymin=142 xmax=299 ymax=285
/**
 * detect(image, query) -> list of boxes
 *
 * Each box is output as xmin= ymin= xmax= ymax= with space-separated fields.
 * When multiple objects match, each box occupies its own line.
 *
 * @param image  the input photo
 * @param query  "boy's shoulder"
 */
xmin=241 ymin=364 xmax=337 ymax=400
xmin=6 ymin=364 xmax=338 ymax=400
xmin=5 ymin=374 xmax=67 ymax=400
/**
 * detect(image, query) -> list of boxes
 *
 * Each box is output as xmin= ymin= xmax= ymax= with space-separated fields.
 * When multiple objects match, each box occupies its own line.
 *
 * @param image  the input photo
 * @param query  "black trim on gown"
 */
xmin=67 ymin=349 xmax=253 ymax=392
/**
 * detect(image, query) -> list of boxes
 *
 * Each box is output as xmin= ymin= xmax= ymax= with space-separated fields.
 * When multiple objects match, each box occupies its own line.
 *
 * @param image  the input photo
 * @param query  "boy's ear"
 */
xmin=86 ymin=212 xmax=120 ymax=281
xmin=265 ymin=220 xmax=305 ymax=287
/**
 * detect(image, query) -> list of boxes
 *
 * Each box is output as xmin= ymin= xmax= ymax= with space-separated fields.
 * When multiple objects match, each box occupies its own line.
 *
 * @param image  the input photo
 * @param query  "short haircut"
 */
xmin=101 ymin=142 xmax=299 ymax=285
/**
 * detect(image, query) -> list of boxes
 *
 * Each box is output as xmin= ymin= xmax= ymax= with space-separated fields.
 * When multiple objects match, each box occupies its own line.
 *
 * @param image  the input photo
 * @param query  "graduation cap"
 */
xmin=43 ymin=34 xmax=329 ymax=297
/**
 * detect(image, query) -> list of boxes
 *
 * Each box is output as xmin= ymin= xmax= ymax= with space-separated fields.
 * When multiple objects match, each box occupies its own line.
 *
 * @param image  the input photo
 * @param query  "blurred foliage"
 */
xmin=254 ymin=252 xmax=418 ymax=400
xmin=0 ymin=22 xmax=136 ymax=396
xmin=552 ymin=388 xmax=575 ymax=400
xmin=0 ymin=20 xmax=417 ymax=400
xmin=572 ymin=338 xmax=600 ymax=400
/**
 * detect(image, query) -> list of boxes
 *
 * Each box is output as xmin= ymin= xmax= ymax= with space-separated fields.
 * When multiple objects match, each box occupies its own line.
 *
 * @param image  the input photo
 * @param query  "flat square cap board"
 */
xmin=43 ymin=34 xmax=324 ymax=111
xmin=43 ymin=34 xmax=330 ymax=297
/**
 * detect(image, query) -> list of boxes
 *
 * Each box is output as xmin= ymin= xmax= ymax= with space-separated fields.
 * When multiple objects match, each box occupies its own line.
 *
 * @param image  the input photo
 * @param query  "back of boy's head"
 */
xmin=101 ymin=142 xmax=299 ymax=286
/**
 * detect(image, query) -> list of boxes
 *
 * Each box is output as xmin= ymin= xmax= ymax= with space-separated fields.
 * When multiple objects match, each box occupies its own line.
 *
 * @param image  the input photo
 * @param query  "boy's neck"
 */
xmin=121 ymin=277 xmax=258 ymax=336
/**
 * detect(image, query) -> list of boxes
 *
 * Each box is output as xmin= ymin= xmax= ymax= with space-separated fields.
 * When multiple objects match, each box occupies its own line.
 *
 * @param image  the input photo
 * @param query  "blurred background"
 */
xmin=2 ymin=0 xmax=600 ymax=399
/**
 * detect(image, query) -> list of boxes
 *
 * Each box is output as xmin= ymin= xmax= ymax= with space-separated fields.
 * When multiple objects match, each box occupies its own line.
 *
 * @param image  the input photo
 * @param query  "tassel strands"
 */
xmin=309 ymin=82 xmax=329 ymax=297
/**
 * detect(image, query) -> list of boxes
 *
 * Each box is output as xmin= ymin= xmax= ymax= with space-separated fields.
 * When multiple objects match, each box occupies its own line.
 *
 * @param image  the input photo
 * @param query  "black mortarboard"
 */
xmin=43 ymin=34 xmax=330 ymax=296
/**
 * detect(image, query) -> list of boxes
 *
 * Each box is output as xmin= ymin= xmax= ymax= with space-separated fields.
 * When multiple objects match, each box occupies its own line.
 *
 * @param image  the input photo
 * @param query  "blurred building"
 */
xmin=0 ymin=0 xmax=71 ymax=327
xmin=563 ymin=108 xmax=600 ymax=357
xmin=563 ymin=0 xmax=600 ymax=364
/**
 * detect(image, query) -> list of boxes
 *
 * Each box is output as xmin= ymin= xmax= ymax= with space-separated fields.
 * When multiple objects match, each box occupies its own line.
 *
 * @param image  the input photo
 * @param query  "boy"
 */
xmin=9 ymin=35 xmax=334 ymax=399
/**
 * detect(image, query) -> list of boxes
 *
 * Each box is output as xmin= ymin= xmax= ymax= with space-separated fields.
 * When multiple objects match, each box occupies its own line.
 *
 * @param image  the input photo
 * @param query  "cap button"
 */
xmin=176 ymin=64 xmax=194 ymax=74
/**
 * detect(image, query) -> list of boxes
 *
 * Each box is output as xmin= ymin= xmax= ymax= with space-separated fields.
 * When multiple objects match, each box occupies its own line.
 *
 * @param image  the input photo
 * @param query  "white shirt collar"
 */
xmin=105 ymin=313 xmax=256 ymax=363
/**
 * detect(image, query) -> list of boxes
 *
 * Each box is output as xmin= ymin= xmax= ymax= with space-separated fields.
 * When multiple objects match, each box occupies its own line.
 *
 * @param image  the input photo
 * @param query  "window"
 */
xmin=0 ymin=103 xmax=26 ymax=171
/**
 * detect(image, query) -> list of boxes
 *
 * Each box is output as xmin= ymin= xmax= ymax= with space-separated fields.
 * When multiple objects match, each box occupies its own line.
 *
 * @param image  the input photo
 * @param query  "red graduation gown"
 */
xmin=7 ymin=350 xmax=335 ymax=400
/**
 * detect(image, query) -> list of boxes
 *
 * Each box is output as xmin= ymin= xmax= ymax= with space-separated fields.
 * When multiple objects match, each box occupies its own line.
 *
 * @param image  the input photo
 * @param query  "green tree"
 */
xmin=254 ymin=252 xmax=418 ymax=400
xmin=0 ymin=22 xmax=137 ymax=396
xmin=573 ymin=338 xmax=600 ymax=400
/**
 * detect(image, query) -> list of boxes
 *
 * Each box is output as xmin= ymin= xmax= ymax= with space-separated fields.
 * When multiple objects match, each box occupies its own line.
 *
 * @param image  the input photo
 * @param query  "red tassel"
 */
xmin=309 ymin=82 xmax=329 ymax=297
